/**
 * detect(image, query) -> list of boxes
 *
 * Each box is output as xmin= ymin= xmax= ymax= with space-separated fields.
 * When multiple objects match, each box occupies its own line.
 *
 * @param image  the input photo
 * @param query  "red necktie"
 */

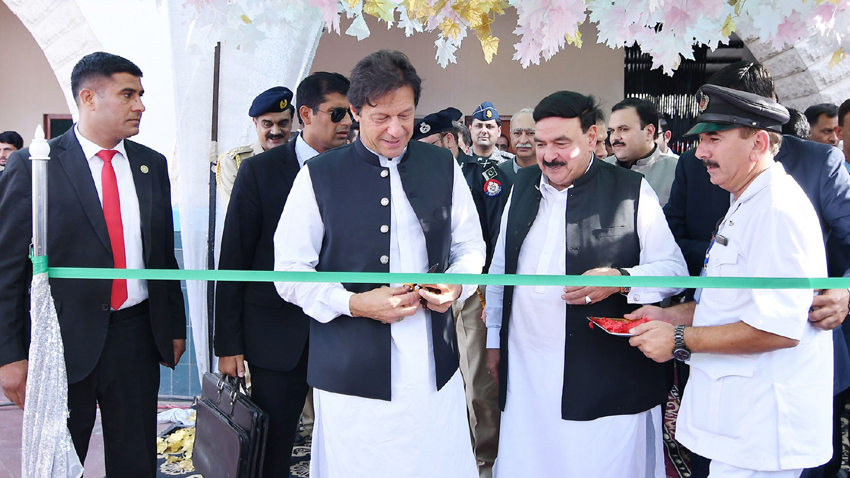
xmin=97 ymin=149 xmax=128 ymax=310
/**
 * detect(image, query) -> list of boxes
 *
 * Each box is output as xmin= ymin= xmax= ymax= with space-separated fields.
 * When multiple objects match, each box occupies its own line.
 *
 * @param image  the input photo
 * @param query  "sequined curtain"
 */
xmin=624 ymin=40 xmax=749 ymax=154
xmin=624 ymin=44 xmax=708 ymax=154
xmin=23 ymin=273 xmax=83 ymax=478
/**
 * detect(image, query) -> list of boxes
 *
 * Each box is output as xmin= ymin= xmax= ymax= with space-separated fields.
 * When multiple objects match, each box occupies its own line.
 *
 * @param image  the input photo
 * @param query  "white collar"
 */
xmin=538 ymin=157 xmax=594 ymax=198
xmin=294 ymin=135 xmax=320 ymax=167
xmin=74 ymin=124 xmax=128 ymax=161
xmin=732 ymin=160 xmax=782 ymax=206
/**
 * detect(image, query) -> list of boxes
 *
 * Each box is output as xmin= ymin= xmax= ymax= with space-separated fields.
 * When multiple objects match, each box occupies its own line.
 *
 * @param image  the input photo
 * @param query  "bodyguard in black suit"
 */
xmin=663 ymin=61 xmax=850 ymax=478
xmin=0 ymin=53 xmax=185 ymax=477
xmin=214 ymin=71 xmax=351 ymax=477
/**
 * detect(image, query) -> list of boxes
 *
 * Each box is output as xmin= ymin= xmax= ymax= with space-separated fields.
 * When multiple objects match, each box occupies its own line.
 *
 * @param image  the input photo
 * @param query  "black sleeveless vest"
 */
xmin=306 ymin=139 xmax=458 ymax=401
xmin=500 ymin=159 xmax=669 ymax=421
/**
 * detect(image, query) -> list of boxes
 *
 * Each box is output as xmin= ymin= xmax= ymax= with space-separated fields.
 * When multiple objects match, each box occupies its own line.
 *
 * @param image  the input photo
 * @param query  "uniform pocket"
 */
xmin=705 ymin=244 xmax=740 ymax=304
xmin=774 ymin=381 xmax=831 ymax=465
xmin=688 ymin=365 xmax=756 ymax=440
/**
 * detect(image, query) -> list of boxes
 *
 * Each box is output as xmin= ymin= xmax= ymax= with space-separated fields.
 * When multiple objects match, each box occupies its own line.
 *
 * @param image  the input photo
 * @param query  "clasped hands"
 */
xmin=350 ymin=284 xmax=462 ymax=324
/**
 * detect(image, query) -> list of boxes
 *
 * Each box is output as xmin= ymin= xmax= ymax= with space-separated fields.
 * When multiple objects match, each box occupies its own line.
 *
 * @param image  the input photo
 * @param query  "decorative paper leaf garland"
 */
xmin=182 ymin=0 xmax=850 ymax=74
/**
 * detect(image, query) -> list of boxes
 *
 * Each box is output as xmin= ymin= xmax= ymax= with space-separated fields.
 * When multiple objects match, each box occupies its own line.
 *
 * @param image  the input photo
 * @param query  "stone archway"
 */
xmin=745 ymin=35 xmax=850 ymax=109
xmin=3 ymin=0 xmax=102 ymax=117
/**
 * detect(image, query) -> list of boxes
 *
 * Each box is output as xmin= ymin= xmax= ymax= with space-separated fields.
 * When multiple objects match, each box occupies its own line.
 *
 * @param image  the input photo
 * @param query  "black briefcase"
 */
xmin=194 ymin=372 xmax=269 ymax=478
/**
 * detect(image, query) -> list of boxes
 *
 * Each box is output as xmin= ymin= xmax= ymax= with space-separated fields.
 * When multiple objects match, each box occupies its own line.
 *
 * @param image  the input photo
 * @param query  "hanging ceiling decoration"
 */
xmin=179 ymin=0 xmax=850 ymax=75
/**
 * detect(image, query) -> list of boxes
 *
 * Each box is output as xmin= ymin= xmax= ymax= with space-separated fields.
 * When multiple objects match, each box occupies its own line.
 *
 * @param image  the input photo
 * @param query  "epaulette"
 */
xmin=228 ymin=145 xmax=254 ymax=157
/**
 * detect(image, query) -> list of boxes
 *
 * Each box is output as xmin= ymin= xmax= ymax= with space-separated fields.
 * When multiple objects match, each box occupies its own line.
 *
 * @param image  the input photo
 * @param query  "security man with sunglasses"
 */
xmin=217 ymin=86 xmax=296 ymax=204
xmin=214 ymin=72 xmax=351 ymax=477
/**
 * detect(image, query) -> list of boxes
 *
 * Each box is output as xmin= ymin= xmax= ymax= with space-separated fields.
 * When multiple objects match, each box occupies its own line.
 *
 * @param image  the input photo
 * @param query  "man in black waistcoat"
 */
xmin=272 ymin=50 xmax=485 ymax=477
xmin=413 ymin=107 xmax=509 ymax=476
xmin=214 ymin=71 xmax=351 ymax=477
xmin=484 ymin=90 xmax=688 ymax=477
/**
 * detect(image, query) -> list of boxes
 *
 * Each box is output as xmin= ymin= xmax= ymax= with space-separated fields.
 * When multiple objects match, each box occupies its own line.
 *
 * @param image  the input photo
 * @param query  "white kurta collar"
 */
xmin=538 ymin=157 xmax=594 ymax=199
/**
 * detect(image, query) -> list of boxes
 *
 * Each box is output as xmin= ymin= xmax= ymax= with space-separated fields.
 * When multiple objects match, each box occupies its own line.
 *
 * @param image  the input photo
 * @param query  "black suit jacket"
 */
xmin=0 ymin=128 xmax=186 ymax=384
xmin=214 ymin=139 xmax=310 ymax=371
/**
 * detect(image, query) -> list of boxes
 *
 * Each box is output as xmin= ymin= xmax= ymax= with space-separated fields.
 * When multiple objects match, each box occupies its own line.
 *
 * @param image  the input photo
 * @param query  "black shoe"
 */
xmin=293 ymin=432 xmax=306 ymax=447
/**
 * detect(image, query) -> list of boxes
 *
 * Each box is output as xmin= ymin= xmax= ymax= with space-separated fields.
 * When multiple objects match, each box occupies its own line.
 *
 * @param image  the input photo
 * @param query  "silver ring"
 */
xmin=585 ymin=296 xmax=592 ymax=305
xmin=396 ymin=317 xmax=405 ymax=323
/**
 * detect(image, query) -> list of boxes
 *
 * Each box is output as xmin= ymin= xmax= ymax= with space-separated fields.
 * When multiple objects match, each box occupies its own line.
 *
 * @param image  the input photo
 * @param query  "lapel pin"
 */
xmin=140 ymin=165 xmax=149 ymax=174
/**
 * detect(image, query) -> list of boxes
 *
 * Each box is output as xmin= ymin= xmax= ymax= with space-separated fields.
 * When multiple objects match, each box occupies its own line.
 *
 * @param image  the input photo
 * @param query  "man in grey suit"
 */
xmin=0 ymin=52 xmax=185 ymax=477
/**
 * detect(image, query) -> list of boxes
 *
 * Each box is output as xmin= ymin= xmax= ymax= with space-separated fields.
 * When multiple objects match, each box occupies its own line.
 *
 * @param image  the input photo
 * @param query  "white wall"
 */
xmin=311 ymin=9 xmax=625 ymax=119
xmin=0 ymin=1 xmax=70 ymax=145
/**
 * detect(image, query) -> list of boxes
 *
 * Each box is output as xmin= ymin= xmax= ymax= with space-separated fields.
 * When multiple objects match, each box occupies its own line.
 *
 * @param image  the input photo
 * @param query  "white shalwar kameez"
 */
xmin=485 ymin=173 xmax=688 ymax=478
xmin=274 ymin=147 xmax=485 ymax=478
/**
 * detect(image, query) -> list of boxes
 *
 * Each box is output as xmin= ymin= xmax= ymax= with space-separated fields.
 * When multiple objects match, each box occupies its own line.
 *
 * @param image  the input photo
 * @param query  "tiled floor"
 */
xmin=0 ymin=400 xmax=184 ymax=478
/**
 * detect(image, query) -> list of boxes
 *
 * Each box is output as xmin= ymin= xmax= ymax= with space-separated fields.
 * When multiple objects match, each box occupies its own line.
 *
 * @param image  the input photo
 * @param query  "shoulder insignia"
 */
xmin=484 ymin=178 xmax=502 ymax=197
xmin=223 ymin=145 xmax=253 ymax=158
xmin=482 ymin=166 xmax=498 ymax=181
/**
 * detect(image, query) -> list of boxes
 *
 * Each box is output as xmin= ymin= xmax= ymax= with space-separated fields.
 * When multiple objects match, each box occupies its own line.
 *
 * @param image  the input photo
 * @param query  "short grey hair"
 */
xmin=510 ymin=108 xmax=535 ymax=130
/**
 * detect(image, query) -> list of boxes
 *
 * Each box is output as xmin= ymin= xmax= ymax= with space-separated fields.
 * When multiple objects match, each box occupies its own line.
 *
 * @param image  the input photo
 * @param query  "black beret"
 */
xmin=686 ymin=84 xmax=790 ymax=136
xmin=248 ymin=86 xmax=294 ymax=118
xmin=412 ymin=107 xmax=462 ymax=141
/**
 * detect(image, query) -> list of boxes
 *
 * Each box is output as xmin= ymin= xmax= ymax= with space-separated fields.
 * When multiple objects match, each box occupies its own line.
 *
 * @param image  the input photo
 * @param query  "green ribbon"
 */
xmin=46 ymin=267 xmax=850 ymax=289
xmin=31 ymin=255 xmax=49 ymax=275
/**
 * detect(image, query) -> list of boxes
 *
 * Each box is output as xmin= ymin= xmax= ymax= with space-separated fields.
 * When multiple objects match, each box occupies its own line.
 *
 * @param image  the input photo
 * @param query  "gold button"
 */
xmin=380 ymin=225 xmax=389 ymax=233
xmin=381 ymin=170 xmax=389 ymax=178
xmin=381 ymin=198 xmax=389 ymax=206
xmin=380 ymin=255 xmax=389 ymax=264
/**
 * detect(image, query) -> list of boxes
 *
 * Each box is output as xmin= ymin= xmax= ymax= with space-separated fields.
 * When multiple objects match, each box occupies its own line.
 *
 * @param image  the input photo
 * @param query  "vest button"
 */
xmin=380 ymin=225 xmax=389 ymax=233
xmin=380 ymin=255 xmax=389 ymax=264
xmin=380 ymin=170 xmax=389 ymax=178
xmin=101 ymin=304 xmax=110 ymax=311
xmin=381 ymin=198 xmax=389 ymax=206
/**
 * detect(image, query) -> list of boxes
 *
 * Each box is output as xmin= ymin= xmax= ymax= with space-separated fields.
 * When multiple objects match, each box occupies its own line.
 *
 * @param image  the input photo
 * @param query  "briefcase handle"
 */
xmin=215 ymin=374 xmax=249 ymax=416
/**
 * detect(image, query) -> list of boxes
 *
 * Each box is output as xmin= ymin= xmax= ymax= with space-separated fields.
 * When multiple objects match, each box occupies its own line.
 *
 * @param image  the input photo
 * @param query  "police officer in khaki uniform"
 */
xmin=414 ymin=107 xmax=510 ymax=478
xmin=216 ymin=86 xmax=295 ymax=203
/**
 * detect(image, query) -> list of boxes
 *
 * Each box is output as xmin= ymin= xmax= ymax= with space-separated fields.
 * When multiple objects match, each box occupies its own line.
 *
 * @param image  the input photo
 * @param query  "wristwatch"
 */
xmin=673 ymin=325 xmax=691 ymax=362
xmin=616 ymin=268 xmax=630 ymax=295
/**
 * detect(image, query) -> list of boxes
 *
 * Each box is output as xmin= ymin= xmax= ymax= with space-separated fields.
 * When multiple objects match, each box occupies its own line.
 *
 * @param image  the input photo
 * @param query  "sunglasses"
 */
xmin=318 ymin=107 xmax=353 ymax=123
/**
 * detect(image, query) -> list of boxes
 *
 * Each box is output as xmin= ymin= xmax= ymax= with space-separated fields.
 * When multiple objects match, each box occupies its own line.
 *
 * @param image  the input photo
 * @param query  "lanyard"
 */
xmin=696 ymin=202 xmax=741 ymax=303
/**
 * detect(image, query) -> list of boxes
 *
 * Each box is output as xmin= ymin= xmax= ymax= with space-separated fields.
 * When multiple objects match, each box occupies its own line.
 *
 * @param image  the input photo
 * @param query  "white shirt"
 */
xmin=603 ymin=146 xmax=679 ymax=206
xmin=74 ymin=125 xmax=147 ymax=309
xmin=677 ymin=162 xmax=833 ymax=471
xmin=486 ymin=175 xmax=688 ymax=348
xmin=293 ymin=134 xmax=319 ymax=167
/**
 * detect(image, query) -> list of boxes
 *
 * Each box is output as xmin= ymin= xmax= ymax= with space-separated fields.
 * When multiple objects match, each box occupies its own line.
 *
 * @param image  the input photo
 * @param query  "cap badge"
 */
xmin=280 ymin=100 xmax=287 ymax=109
xmin=698 ymin=94 xmax=709 ymax=113
xmin=486 ymin=109 xmax=493 ymax=119
xmin=420 ymin=123 xmax=431 ymax=134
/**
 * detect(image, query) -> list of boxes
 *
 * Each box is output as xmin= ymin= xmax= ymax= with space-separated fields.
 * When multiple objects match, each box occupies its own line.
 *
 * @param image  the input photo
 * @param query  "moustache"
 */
xmin=515 ymin=142 xmax=533 ymax=148
xmin=266 ymin=133 xmax=286 ymax=141
xmin=702 ymin=159 xmax=719 ymax=169
xmin=612 ymin=141 xmax=625 ymax=147
xmin=543 ymin=159 xmax=567 ymax=168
